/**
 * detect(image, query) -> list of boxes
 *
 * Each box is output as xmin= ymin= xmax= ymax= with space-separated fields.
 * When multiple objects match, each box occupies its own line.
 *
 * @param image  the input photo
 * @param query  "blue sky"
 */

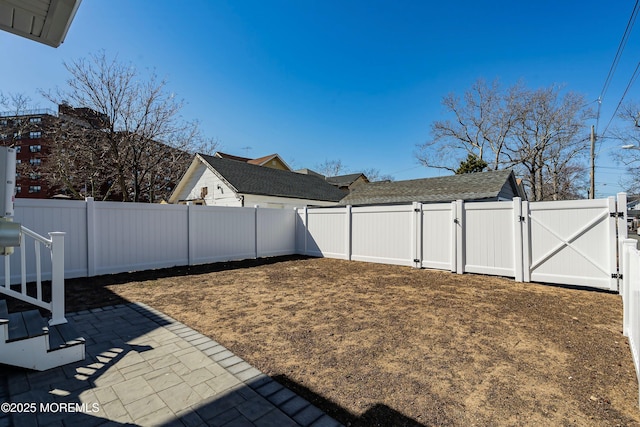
xmin=1 ymin=1 xmax=638 ymax=196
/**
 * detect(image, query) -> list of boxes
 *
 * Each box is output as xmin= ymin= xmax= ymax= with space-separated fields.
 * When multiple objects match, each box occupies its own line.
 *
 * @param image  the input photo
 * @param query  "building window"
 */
xmin=13 ymin=132 xmax=21 ymax=140
xmin=29 ymin=131 xmax=42 ymax=139
xmin=29 ymin=186 xmax=41 ymax=193
xmin=16 ymin=159 xmax=21 ymax=164
xmin=15 ymin=185 xmax=21 ymax=194
xmin=29 ymin=145 xmax=41 ymax=152
xmin=0 ymin=119 xmax=7 ymax=126
xmin=15 ymin=145 xmax=20 ymax=153
xmin=29 ymin=117 xmax=41 ymax=124
xmin=0 ymin=134 xmax=6 ymax=140
xmin=200 ymin=187 xmax=208 ymax=198
xmin=29 ymin=172 xmax=41 ymax=180
xmin=29 ymin=158 xmax=41 ymax=166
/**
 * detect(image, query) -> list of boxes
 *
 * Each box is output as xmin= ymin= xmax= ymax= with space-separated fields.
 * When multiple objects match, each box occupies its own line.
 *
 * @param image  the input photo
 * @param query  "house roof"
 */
xmin=199 ymin=154 xmax=345 ymax=202
xmin=214 ymin=152 xmax=292 ymax=171
xmin=214 ymin=152 xmax=252 ymax=162
xmin=325 ymin=173 xmax=368 ymax=187
xmin=340 ymin=170 xmax=523 ymax=205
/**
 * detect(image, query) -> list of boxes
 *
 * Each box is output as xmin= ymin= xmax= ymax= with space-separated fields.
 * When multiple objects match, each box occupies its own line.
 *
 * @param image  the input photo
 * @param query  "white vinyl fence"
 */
xmin=0 ymin=198 xmax=296 ymax=283
xmin=621 ymin=239 xmax=640 ymax=405
xmin=296 ymin=194 xmax=626 ymax=291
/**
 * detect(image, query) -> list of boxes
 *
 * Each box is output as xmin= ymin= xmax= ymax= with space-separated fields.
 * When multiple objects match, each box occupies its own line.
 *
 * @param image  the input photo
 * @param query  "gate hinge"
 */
xmin=610 ymin=212 xmax=625 ymax=218
xmin=414 ymin=208 xmax=421 ymax=212
xmin=414 ymin=259 xmax=421 ymax=263
xmin=612 ymin=273 xmax=623 ymax=279
xmin=518 ymin=216 xmax=526 ymax=222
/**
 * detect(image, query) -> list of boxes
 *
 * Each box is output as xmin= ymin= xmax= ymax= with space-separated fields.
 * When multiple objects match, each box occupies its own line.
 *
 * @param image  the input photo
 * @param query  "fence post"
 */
xmin=455 ymin=200 xmax=465 ymax=274
xmin=304 ymin=206 xmax=308 ymax=256
xmin=412 ymin=202 xmax=422 ymax=268
xmin=513 ymin=197 xmax=524 ymax=282
xmin=345 ymin=205 xmax=352 ymax=261
xmin=254 ymin=205 xmax=259 ymax=259
xmin=522 ymin=200 xmax=531 ymax=282
xmin=85 ymin=197 xmax=96 ymax=277
xmin=622 ymin=239 xmax=637 ymax=336
xmin=48 ymin=232 xmax=66 ymax=326
xmin=450 ymin=201 xmax=457 ymax=273
xmin=187 ymin=202 xmax=195 ymax=266
xmin=618 ymin=193 xmax=628 ymax=241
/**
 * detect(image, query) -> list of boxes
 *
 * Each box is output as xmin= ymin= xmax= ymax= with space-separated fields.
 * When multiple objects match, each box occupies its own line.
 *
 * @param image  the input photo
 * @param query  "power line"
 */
xmin=601 ymin=61 xmax=640 ymax=138
xmin=599 ymin=0 xmax=640 ymax=104
xmin=596 ymin=0 xmax=640 ymax=136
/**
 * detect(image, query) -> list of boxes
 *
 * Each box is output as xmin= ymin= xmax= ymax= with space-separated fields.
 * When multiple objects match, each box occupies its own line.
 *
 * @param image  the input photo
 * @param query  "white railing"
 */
xmin=1 ymin=226 xmax=66 ymax=325
xmin=621 ymin=238 xmax=640 ymax=406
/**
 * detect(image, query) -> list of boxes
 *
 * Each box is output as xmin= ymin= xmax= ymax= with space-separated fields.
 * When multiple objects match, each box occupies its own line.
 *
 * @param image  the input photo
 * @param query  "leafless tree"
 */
xmin=417 ymin=79 xmax=520 ymax=172
xmin=41 ymin=51 xmax=217 ymax=202
xmin=361 ymin=168 xmax=393 ymax=182
xmin=417 ymin=79 xmax=591 ymax=200
xmin=315 ymin=159 xmax=348 ymax=177
xmin=611 ymin=102 xmax=640 ymax=194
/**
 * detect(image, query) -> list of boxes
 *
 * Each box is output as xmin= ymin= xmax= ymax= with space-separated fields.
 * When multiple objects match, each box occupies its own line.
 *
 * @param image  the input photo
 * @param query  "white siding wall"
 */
xmin=175 ymin=164 xmax=240 ymax=206
xmin=245 ymin=194 xmax=337 ymax=209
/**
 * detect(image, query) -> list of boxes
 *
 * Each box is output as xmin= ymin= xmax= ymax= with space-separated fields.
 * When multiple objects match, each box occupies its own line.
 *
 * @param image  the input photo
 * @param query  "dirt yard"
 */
xmin=58 ymin=256 xmax=640 ymax=426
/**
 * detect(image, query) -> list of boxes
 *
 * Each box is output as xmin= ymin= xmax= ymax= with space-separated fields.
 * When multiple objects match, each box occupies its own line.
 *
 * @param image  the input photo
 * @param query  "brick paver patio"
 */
xmin=0 ymin=303 xmax=341 ymax=427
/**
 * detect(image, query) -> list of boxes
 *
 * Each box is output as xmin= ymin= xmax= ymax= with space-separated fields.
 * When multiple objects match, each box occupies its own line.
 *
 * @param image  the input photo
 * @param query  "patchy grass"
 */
xmin=59 ymin=256 xmax=640 ymax=426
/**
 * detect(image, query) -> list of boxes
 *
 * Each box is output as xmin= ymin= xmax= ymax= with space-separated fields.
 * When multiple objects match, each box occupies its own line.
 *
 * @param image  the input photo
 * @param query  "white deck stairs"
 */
xmin=0 ymin=299 xmax=85 ymax=371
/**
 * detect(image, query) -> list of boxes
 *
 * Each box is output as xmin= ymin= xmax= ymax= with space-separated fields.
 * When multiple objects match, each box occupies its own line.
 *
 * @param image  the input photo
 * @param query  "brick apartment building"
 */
xmin=0 ymin=108 xmax=55 ymax=198
xmin=0 ymin=105 xmax=107 ymax=199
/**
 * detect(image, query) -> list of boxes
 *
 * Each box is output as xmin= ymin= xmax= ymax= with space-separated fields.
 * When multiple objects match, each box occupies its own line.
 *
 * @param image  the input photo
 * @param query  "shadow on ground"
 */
xmin=0 ymin=255 xmax=425 ymax=426
xmin=274 ymin=374 xmax=425 ymax=427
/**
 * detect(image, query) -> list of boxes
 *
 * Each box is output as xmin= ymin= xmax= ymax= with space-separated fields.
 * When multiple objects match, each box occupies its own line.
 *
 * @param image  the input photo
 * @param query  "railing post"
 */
xmin=48 ymin=232 xmax=66 ymax=326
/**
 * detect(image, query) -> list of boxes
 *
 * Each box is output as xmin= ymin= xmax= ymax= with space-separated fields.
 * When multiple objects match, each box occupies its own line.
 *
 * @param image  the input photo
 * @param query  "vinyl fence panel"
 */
xmin=257 ymin=207 xmax=296 ymax=258
xmin=527 ymin=198 xmax=618 ymax=290
xmin=463 ymin=201 xmax=517 ymax=277
xmin=9 ymin=199 xmax=88 ymax=281
xmin=351 ymin=205 xmax=414 ymax=266
xmin=420 ymin=202 xmax=456 ymax=271
xmin=304 ymin=207 xmax=348 ymax=259
xmin=92 ymin=202 xmax=189 ymax=275
xmin=3 ymin=199 xmax=297 ymax=283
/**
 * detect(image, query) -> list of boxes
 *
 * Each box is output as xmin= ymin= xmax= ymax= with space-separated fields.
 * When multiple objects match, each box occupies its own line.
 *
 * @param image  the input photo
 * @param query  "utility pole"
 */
xmin=590 ymin=125 xmax=595 ymax=199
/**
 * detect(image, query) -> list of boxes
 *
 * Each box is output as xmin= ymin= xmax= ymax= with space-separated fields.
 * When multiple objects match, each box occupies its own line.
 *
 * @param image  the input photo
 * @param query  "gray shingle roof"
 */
xmin=340 ymin=170 xmax=519 ymax=205
xmin=199 ymin=154 xmax=345 ymax=202
xmin=325 ymin=173 xmax=366 ymax=187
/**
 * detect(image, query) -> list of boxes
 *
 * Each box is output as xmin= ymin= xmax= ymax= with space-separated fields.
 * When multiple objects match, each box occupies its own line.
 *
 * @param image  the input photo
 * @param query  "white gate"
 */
xmin=526 ymin=198 xmax=619 ymax=290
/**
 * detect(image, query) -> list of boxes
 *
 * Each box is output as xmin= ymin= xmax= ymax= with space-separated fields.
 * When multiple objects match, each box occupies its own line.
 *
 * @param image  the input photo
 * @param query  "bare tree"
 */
xmin=361 ymin=168 xmax=394 ymax=182
xmin=41 ymin=51 xmax=217 ymax=202
xmin=611 ymin=101 xmax=640 ymax=194
xmin=417 ymin=80 xmax=591 ymax=200
xmin=509 ymin=87 xmax=589 ymax=201
xmin=315 ymin=159 xmax=348 ymax=177
xmin=417 ymin=79 xmax=520 ymax=172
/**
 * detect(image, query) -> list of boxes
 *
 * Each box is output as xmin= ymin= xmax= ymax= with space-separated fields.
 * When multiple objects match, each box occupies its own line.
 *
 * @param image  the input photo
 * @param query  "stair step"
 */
xmin=0 ymin=299 xmax=8 ymax=321
xmin=48 ymin=322 xmax=85 ymax=350
xmin=7 ymin=310 xmax=47 ymax=342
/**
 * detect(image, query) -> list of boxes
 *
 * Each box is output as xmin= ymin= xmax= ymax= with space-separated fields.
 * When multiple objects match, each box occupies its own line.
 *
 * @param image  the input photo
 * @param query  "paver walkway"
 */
xmin=0 ymin=302 xmax=342 ymax=427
